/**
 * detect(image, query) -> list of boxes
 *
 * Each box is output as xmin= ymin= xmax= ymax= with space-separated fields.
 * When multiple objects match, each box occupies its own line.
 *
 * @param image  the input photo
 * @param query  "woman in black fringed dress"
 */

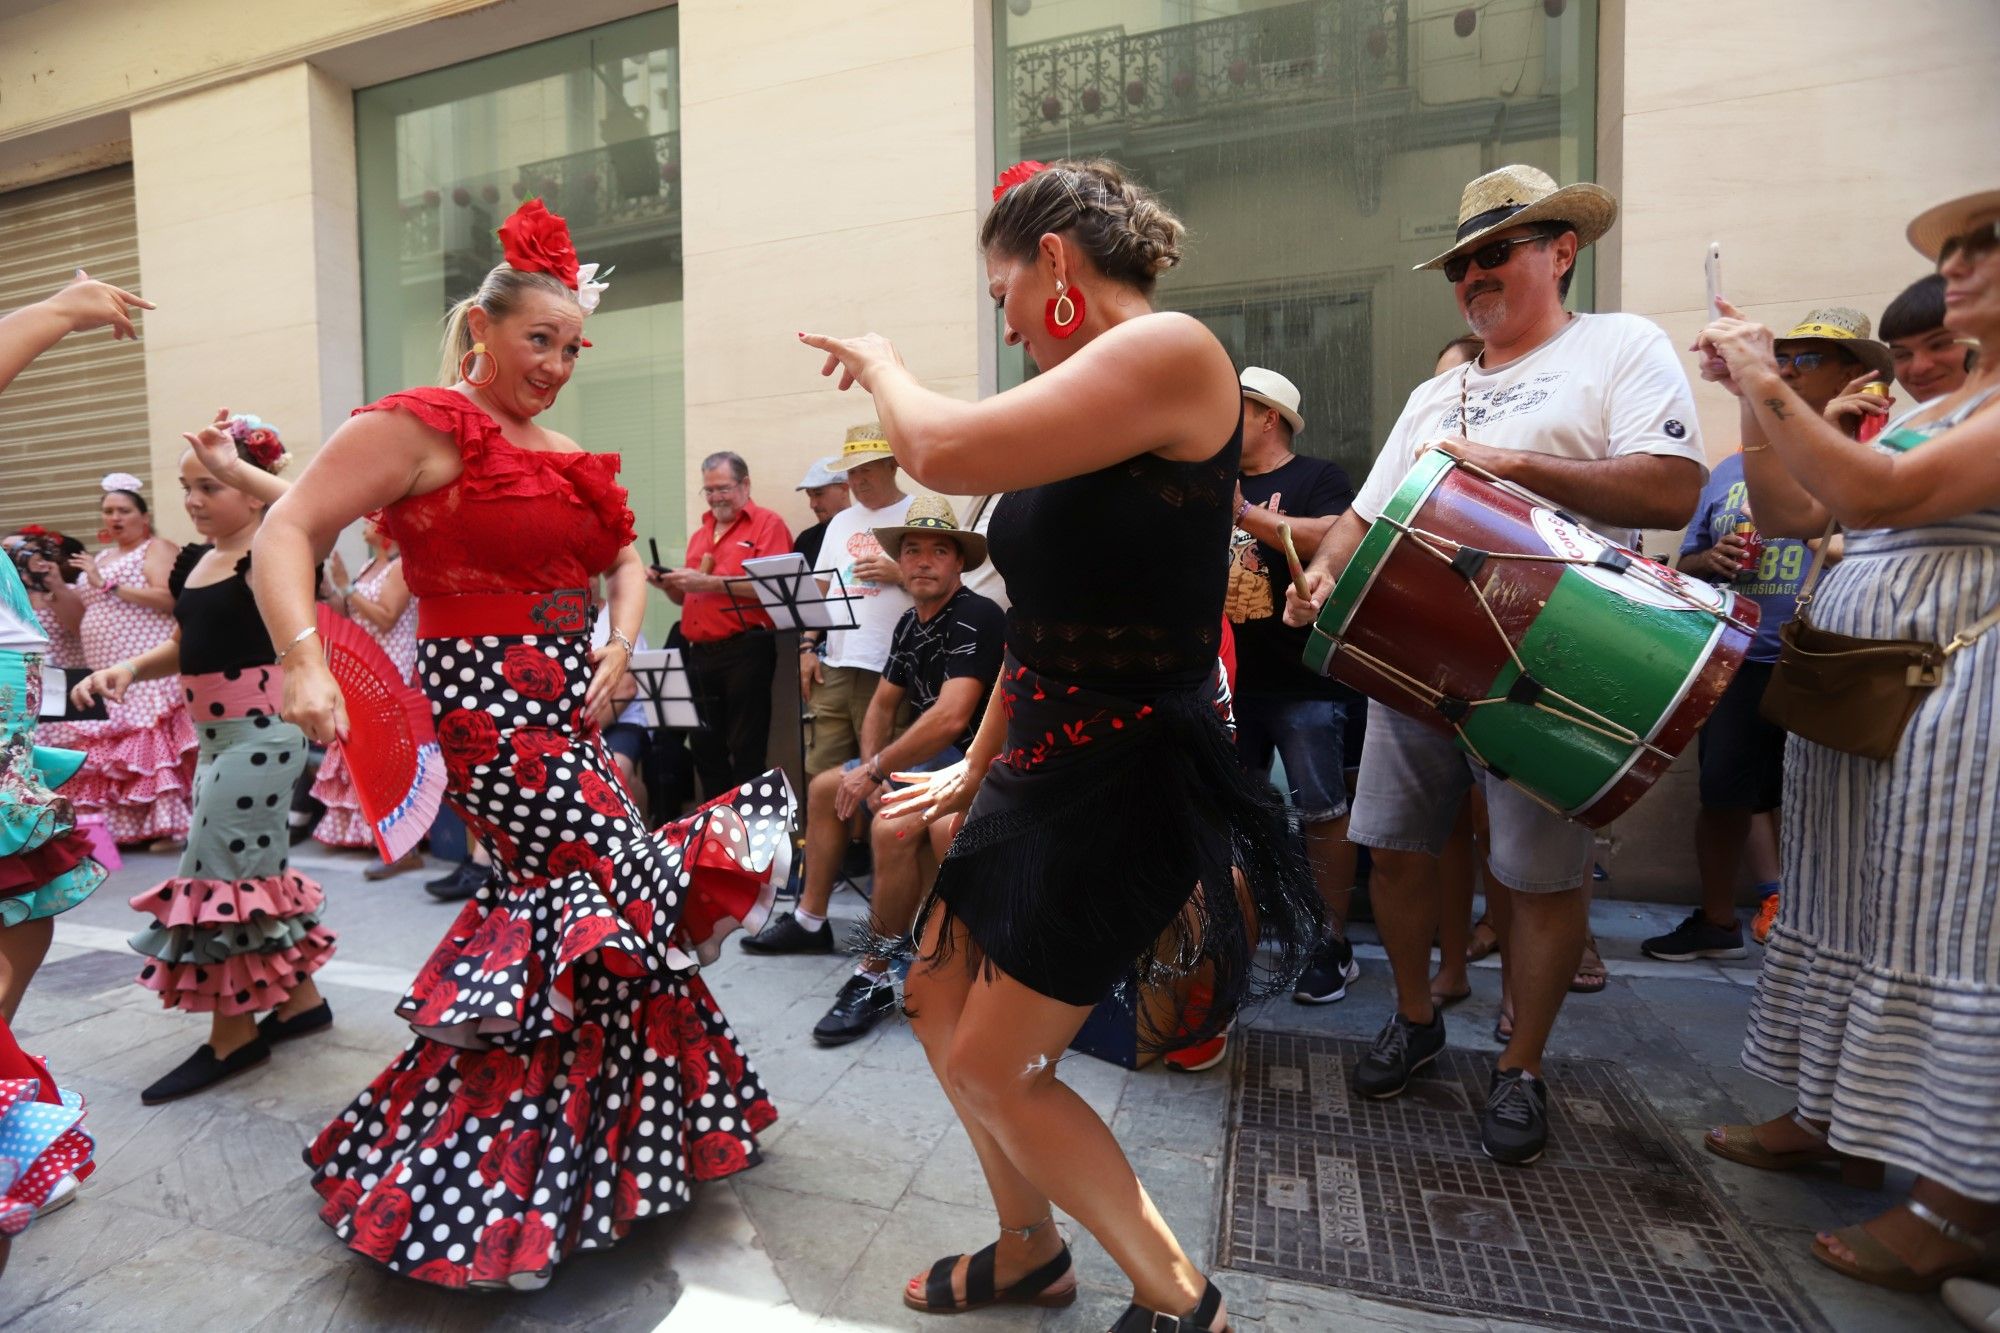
xmin=803 ymin=158 xmax=1321 ymax=1333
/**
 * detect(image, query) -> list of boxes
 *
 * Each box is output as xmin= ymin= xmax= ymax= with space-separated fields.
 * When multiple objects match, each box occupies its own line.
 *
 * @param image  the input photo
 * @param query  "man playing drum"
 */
xmin=1284 ymin=165 xmax=1708 ymax=1165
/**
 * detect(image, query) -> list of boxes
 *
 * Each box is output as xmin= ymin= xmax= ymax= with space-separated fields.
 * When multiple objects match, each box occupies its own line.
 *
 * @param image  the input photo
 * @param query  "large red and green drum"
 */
xmin=1305 ymin=448 xmax=1757 ymax=828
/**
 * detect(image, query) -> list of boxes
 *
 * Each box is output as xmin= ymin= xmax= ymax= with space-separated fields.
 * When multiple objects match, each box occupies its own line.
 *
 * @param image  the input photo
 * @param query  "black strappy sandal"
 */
xmin=903 ymin=1239 xmax=1075 ymax=1314
xmin=1110 ymin=1277 xmax=1229 ymax=1332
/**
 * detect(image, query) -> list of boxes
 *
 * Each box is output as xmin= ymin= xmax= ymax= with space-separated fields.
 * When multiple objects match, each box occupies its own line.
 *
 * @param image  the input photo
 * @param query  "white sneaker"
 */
xmin=37 ymin=1173 xmax=79 ymax=1217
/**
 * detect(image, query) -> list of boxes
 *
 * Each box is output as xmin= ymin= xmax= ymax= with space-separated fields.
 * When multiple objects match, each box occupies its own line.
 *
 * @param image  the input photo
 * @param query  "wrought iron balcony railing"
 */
xmin=399 ymin=131 xmax=681 ymax=263
xmin=1008 ymin=0 xmax=1408 ymax=139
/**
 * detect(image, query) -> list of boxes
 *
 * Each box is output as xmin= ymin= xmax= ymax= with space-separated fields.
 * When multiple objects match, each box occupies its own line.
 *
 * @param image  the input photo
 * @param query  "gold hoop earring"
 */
xmin=460 ymin=341 xmax=497 ymax=388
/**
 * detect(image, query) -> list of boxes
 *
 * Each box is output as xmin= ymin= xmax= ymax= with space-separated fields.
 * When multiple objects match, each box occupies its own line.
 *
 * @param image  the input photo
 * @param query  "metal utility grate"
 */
xmin=1220 ymin=1030 xmax=1829 ymax=1333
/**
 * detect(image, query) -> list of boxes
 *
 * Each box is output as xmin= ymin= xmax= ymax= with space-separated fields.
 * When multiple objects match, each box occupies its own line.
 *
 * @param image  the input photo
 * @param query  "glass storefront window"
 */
xmin=355 ymin=11 xmax=683 ymax=637
xmin=993 ymin=0 xmax=1597 ymax=480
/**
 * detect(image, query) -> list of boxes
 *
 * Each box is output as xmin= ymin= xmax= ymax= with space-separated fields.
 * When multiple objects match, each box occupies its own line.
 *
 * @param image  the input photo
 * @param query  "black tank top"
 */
xmin=988 ymin=418 xmax=1241 ymax=697
xmin=171 ymin=544 xmax=278 ymax=676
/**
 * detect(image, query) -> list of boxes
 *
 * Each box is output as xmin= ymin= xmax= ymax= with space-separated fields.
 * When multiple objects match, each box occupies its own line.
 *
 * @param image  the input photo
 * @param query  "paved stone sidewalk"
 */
xmin=0 ymin=847 xmax=1964 ymax=1332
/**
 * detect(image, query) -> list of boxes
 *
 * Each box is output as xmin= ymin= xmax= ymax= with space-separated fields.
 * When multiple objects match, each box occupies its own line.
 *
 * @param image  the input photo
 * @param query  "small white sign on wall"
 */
xmin=1400 ymin=217 xmax=1460 ymax=245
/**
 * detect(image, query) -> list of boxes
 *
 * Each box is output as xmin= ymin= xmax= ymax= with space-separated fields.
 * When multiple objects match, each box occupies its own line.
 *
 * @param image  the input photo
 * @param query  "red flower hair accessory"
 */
xmin=16 ymin=524 xmax=49 ymax=539
xmin=496 ymin=198 xmax=611 ymax=313
xmin=497 ymin=199 xmax=580 ymax=290
xmin=994 ymin=160 xmax=1050 ymax=201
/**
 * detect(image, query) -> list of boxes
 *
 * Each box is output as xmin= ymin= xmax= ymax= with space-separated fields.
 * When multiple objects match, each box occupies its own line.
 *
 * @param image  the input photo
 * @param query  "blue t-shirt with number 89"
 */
xmin=1678 ymin=452 xmax=1807 ymax=663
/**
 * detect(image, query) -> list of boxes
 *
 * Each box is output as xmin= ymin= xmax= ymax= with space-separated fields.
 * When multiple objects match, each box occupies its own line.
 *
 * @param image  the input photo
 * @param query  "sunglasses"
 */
xmin=1938 ymin=220 xmax=2000 ymax=268
xmin=1443 ymin=230 xmax=1557 ymax=284
xmin=1774 ymin=351 xmax=1846 ymax=373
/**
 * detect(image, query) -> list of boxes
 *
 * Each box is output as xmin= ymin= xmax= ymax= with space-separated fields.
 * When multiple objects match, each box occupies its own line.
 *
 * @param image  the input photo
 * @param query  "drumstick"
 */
xmin=1278 ymin=523 xmax=1311 ymax=600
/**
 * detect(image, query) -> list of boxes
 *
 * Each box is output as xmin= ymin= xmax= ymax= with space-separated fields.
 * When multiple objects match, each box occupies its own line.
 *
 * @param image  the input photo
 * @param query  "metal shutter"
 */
xmin=0 ymin=165 xmax=148 ymax=542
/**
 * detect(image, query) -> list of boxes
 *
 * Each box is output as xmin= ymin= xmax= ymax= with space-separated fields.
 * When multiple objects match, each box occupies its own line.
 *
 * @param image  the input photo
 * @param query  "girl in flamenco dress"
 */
xmin=309 ymin=525 xmax=423 ymax=876
xmin=0 ymin=270 xmax=154 ymax=1272
xmin=72 ymin=413 xmax=335 ymax=1104
xmin=37 ymin=472 xmax=198 ymax=848
xmin=251 ymin=199 xmax=793 ymax=1291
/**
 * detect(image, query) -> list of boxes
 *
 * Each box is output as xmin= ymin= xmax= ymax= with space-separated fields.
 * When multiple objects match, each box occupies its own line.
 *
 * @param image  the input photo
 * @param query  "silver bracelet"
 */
xmin=277 ymin=624 xmax=319 ymax=661
xmin=607 ymin=627 xmax=636 ymax=656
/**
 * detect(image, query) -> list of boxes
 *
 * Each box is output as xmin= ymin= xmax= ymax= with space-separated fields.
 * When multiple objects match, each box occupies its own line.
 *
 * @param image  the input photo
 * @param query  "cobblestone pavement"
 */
xmin=0 ymin=846 xmax=1961 ymax=1332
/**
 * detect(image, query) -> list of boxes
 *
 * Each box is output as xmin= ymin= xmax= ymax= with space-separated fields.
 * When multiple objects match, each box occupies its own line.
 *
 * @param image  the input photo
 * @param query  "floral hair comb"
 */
xmin=497 ymin=199 xmax=613 ymax=314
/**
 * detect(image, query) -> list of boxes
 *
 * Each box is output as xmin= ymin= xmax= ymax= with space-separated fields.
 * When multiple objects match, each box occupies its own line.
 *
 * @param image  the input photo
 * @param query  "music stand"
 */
xmin=625 ymin=647 xmax=703 ymax=732
xmin=720 ymin=562 xmax=863 ymax=905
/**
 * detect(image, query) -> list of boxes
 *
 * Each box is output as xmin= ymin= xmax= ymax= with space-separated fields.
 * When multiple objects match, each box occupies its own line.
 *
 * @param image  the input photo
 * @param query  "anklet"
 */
xmin=998 ymin=1215 xmax=1053 ymax=1241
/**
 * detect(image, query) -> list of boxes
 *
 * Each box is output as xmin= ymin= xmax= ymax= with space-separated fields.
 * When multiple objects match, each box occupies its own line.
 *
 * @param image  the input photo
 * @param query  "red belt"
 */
xmin=416 ymin=589 xmax=593 ymax=639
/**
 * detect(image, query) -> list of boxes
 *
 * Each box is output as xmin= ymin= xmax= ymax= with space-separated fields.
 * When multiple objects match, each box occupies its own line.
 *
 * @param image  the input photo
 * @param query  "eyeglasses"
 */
xmin=1774 ymin=351 xmax=1836 ymax=373
xmin=1443 ymin=231 xmax=1556 ymax=284
xmin=1938 ymin=220 xmax=2000 ymax=268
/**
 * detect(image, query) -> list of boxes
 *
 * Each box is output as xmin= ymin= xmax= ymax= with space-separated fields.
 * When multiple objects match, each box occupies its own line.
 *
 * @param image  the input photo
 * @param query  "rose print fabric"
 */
xmin=305 ymin=632 xmax=792 ymax=1289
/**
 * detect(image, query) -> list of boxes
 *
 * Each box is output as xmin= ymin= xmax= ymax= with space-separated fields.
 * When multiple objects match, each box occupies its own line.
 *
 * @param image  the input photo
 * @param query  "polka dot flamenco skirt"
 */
xmin=306 ymin=633 xmax=795 ymax=1290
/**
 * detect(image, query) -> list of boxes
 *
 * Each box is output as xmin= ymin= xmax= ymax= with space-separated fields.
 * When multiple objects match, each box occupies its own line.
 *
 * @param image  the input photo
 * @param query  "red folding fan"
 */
xmin=317 ymin=605 xmax=444 ymax=862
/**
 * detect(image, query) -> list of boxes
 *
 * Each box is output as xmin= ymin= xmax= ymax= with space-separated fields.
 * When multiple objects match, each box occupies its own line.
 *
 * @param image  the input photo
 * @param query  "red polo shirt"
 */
xmin=680 ymin=500 xmax=793 ymax=642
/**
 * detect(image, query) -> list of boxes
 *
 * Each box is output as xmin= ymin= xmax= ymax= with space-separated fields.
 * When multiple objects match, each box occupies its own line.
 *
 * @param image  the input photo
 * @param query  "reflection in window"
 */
xmin=994 ymin=0 xmax=1597 ymax=478
xmin=356 ymin=10 xmax=683 ymax=635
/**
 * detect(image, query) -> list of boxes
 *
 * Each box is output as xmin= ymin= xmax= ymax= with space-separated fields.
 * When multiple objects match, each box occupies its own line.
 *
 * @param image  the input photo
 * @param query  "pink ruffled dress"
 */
xmin=36 ymin=540 xmax=197 ymax=844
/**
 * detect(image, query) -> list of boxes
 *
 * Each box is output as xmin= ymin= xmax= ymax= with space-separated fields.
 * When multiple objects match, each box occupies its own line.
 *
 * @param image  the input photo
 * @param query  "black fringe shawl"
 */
xmin=907 ymin=657 xmax=1324 ymax=1053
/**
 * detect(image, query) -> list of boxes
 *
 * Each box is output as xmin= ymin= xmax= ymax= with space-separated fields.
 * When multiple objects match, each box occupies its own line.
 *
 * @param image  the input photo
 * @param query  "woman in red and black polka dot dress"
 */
xmin=250 ymin=201 xmax=793 ymax=1291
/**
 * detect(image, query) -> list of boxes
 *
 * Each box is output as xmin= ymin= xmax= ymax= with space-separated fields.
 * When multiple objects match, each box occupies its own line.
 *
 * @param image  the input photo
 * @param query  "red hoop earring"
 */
xmin=1045 ymin=283 xmax=1087 ymax=339
xmin=459 ymin=341 xmax=497 ymax=388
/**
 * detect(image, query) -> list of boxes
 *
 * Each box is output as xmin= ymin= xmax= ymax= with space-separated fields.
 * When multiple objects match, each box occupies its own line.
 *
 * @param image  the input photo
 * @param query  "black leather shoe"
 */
xmin=812 ymin=972 xmax=896 ymax=1046
xmin=740 ymin=912 xmax=834 ymax=955
xmin=425 ymin=860 xmax=490 ymax=902
xmin=141 ymin=1040 xmax=271 ymax=1105
xmin=425 ymin=860 xmax=471 ymax=890
xmin=257 ymin=1000 xmax=333 ymax=1044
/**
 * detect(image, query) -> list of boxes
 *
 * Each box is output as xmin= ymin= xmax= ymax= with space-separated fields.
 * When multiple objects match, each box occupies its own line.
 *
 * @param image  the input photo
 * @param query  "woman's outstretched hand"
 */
xmin=877 ymin=757 xmax=977 ymax=826
xmin=43 ymin=269 xmax=153 ymax=341
xmin=798 ymin=331 xmax=905 ymax=393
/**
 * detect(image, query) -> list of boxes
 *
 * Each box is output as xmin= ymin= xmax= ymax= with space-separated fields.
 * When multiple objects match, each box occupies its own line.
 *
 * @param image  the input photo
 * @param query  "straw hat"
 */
xmin=1907 ymin=188 xmax=2000 ymax=262
xmin=1416 ymin=164 xmax=1619 ymax=273
xmin=1775 ymin=307 xmax=1894 ymax=381
xmin=1240 ymin=367 xmax=1305 ymax=435
xmin=872 ymin=494 xmax=987 ymax=569
xmin=825 ymin=422 xmax=895 ymax=473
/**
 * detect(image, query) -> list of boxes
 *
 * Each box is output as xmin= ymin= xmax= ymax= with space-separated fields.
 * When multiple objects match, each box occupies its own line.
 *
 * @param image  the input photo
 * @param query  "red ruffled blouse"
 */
xmin=357 ymin=388 xmax=637 ymax=597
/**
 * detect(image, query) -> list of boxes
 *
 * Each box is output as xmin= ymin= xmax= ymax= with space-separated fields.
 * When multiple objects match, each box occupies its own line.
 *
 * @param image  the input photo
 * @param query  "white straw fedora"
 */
xmin=1239 ymin=367 xmax=1305 ymax=435
xmin=1417 ymin=164 xmax=1618 ymax=273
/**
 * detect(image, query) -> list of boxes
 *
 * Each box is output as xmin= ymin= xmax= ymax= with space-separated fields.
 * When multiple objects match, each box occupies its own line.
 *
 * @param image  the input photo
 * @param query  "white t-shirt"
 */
xmin=1351 ymin=313 xmax=1707 ymax=546
xmin=813 ymin=493 xmax=915 ymax=672
xmin=956 ymin=494 xmax=1010 ymax=613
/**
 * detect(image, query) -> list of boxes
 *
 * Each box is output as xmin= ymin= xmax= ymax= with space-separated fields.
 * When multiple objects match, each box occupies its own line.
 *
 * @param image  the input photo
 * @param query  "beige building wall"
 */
xmin=129 ymin=64 xmax=364 ymax=543
xmin=677 ymin=0 xmax=989 ymax=542
xmin=1607 ymin=0 xmax=2000 ymax=462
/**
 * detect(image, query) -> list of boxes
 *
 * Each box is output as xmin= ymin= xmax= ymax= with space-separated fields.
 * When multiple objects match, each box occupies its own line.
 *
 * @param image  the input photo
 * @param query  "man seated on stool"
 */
xmin=743 ymin=496 xmax=1005 ymax=1047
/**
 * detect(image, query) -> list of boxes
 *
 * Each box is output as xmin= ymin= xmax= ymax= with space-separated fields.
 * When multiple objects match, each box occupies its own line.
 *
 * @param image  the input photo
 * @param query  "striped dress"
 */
xmin=1742 ymin=386 xmax=2000 ymax=1201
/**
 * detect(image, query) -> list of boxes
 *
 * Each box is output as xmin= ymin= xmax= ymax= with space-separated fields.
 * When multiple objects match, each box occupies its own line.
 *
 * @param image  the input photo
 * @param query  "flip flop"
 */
xmin=1493 ymin=1010 xmax=1515 ymax=1044
xmin=1466 ymin=917 xmax=1499 ymax=962
xmin=1570 ymin=936 xmax=1608 ymax=994
xmin=1430 ymin=987 xmax=1472 ymax=1011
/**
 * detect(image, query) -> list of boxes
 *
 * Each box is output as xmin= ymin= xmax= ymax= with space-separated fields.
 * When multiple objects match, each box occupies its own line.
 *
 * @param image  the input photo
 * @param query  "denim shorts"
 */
xmin=1348 ymin=701 xmax=1595 ymax=893
xmin=1232 ymin=693 xmax=1350 ymax=824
